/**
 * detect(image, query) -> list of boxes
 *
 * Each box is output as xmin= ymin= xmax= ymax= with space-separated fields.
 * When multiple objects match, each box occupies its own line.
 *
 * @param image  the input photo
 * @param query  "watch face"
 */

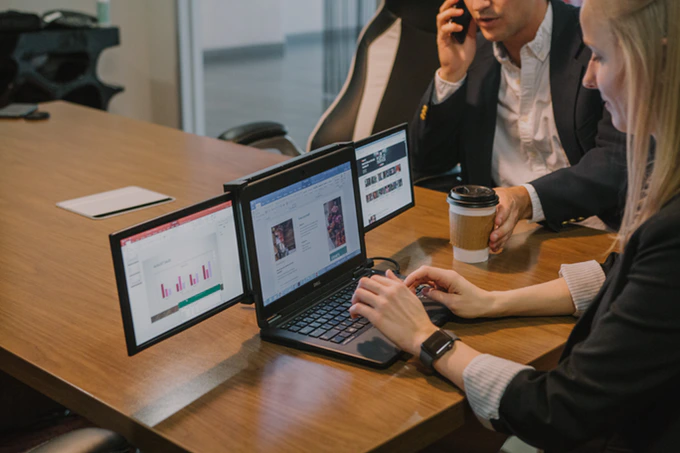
xmin=422 ymin=329 xmax=454 ymax=356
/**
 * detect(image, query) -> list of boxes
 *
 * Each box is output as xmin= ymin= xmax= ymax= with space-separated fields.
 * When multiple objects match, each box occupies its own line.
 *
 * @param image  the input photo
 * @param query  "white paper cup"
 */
xmin=448 ymin=204 xmax=497 ymax=263
xmin=447 ymin=186 xmax=499 ymax=264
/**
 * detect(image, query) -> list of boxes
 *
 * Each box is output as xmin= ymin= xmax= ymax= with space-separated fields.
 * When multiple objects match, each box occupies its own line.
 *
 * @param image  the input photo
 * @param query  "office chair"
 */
xmin=28 ymin=428 xmax=130 ymax=453
xmin=218 ymin=0 xmax=442 ymax=157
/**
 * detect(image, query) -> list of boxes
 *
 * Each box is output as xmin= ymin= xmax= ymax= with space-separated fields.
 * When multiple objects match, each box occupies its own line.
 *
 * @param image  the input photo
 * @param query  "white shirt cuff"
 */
xmin=521 ymin=183 xmax=545 ymax=223
xmin=462 ymin=354 xmax=534 ymax=429
xmin=433 ymin=69 xmax=467 ymax=105
xmin=559 ymin=260 xmax=606 ymax=317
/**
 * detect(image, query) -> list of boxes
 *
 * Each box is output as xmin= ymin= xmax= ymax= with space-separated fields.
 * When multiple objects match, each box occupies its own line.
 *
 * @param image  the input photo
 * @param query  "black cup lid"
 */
xmin=447 ymin=185 xmax=499 ymax=208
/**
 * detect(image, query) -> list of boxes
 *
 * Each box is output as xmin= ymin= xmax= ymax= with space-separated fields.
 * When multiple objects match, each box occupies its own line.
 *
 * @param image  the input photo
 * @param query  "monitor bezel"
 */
xmin=240 ymin=145 xmax=367 ymax=325
xmin=354 ymin=123 xmax=415 ymax=232
xmin=222 ymin=142 xmax=352 ymax=193
xmin=109 ymin=192 xmax=249 ymax=356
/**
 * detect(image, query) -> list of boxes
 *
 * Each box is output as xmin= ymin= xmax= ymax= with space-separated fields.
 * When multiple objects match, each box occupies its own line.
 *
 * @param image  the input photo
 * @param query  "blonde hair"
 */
xmin=586 ymin=0 xmax=680 ymax=248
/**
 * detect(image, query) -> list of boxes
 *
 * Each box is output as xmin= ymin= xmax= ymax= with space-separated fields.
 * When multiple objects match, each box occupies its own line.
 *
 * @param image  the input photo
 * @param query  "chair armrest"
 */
xmin=218 ymin=121 xmax=288 ymax=145
xmin=28 ymin=428 xmax=129 ymax=453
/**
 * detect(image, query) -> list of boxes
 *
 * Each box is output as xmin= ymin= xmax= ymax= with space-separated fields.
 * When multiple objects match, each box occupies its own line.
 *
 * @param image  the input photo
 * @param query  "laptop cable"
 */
xmin=366 ymin=257 xmax=400 ymax=274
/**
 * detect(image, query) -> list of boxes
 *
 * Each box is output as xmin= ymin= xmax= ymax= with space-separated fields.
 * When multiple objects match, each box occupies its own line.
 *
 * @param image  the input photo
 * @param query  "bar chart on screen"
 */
xmin=142 ymin=236 xmax=225 ymax=323
xmin=159 ymin=259 xmax=216 ymax=299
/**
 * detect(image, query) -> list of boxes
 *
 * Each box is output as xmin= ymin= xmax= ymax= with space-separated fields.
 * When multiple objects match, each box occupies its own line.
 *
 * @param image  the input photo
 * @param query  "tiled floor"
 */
xmin=204 ymin=38 xmax=330 ymax=151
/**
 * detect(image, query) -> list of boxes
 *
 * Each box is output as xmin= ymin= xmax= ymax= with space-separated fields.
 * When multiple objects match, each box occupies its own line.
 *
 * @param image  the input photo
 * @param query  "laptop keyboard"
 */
xmin=280 ymin=280 xmax=371 ymax=346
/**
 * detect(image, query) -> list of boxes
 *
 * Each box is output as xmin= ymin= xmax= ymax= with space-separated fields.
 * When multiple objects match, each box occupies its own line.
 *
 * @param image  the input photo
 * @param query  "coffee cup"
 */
xmin=446 ymin=185 xmax=499 ymax=263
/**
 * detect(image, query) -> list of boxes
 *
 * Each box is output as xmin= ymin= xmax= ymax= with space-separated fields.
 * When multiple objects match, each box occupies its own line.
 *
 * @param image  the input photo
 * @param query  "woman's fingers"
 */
xmin=421 ymin=287 xmax=447 ymax=303
xmin=369 ymin=273 xmax=402 ymax=289
xmin=385 ymin=269 xmax=401 ymax=281
xmin=352 ymin=287 xmax=382 ymax=309
xmin=404 ymin=266 xmax=461 ymax=291
xmin=349 ymin=301 xmax=376 ymax=321
xmin=356 ymin=276 xmax=386 ymax=292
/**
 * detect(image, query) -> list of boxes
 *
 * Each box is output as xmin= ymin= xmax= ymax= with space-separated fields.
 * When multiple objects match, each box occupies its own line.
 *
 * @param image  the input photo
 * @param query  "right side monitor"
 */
xmin=354 ymin=124 xmax=414 ymax=231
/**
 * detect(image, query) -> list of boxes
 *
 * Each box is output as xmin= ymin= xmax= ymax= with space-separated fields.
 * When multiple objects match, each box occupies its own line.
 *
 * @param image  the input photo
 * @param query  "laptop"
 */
xmin=354 ymin=123 xmax=415 ymax=231
xmin=240 ymin=145 xmax=402 ymax=368
xmin=110 ymin=193 xmax=248 ymax=355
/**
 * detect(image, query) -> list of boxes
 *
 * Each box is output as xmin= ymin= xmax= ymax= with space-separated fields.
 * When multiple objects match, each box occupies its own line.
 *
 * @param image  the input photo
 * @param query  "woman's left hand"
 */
xmin=350 ymin=270 xmax=438 ymax=356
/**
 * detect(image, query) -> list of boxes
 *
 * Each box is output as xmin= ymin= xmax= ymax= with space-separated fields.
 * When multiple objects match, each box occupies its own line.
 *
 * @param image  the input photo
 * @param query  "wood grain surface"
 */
xmin=0 ymin=102 xmax=615 ymax=452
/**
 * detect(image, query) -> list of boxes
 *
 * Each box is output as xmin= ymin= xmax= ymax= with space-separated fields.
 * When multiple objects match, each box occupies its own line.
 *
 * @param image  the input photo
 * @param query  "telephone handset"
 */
xmin=450 ymin=1 xmax=472 ymax=44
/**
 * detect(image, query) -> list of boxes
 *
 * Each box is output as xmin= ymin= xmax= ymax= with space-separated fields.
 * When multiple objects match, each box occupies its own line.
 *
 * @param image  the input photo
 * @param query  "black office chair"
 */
xmin=218 ymin=0 xmax=442 ymax=156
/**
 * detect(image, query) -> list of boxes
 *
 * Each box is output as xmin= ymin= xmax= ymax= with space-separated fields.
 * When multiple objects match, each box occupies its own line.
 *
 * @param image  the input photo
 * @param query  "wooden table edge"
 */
xmin=0 ymin=348 xmax=191 ymax=452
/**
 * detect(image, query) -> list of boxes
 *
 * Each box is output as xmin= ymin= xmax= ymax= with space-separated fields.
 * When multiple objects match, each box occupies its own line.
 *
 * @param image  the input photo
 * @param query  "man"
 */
xmin=411 ymin=0 xmax=627 ymax=251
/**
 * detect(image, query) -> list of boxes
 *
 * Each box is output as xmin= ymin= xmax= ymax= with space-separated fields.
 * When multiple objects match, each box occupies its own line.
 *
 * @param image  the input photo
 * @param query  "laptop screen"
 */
xmin=117 ymin=200 xmax=244 ymax=349
xmin=250 ymin=161 xmax=361 ymax=307
xmin=355 ymin=127 xmax=413 ymax=228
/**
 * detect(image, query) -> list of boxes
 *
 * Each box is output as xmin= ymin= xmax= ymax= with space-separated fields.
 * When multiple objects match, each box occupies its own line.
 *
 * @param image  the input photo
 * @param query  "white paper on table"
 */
xmin=56 ymin=186 xmax=175 ymax=220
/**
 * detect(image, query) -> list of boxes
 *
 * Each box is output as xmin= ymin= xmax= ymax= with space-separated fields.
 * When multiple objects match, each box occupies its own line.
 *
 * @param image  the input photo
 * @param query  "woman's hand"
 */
xmin=350 ymin=270 xmax=438 ymax=356
xmin=404 ymin=266 xmax=498 ymax=319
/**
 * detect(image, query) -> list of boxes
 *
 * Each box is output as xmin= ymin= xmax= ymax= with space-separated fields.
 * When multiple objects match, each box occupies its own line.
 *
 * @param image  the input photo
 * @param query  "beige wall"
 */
xmin=0 ymin=0 xmax=180 ymax=128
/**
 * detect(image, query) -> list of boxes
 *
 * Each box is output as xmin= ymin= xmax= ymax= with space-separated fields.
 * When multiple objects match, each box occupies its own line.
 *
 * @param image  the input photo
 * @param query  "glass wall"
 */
xmin=202 ymin=0 xmax=377 ymax=150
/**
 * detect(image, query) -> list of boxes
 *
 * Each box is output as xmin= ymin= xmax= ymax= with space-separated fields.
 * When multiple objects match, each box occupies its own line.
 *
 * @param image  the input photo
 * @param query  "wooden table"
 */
xmin=0 ymin=102 xmax=614 ymax=452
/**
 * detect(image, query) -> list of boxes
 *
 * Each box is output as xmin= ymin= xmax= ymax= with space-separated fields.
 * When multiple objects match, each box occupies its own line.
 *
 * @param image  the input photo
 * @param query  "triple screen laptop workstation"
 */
xmin=110 ymin=124 xmax=426 ymax=368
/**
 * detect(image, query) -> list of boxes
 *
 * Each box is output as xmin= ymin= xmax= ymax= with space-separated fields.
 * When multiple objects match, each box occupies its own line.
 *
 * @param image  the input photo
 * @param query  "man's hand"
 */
xmin=436 ymin=0 xmax=478 ymax=83
xmin=490 ymin=186 xmax=533 ymax=252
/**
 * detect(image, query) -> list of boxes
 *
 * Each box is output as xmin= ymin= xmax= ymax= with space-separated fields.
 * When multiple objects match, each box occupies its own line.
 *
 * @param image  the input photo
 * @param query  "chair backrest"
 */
xmin=307 ymin=0 xmax=442 ymax=151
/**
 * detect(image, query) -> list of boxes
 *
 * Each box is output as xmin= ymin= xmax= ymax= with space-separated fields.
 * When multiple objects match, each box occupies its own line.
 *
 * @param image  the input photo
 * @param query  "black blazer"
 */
xmin=493 ymin=194 xmax=680 ymax=452
xmin=410 ymin=0 xmax=627 ymax=230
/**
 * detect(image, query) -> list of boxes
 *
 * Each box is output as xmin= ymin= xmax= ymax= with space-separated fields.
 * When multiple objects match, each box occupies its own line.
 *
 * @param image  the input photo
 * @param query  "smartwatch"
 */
xmin=420 ymin=329 xmax=459 ymax=371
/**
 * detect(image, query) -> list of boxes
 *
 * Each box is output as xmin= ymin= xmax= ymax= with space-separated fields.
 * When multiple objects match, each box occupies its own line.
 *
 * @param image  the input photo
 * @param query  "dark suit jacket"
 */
xmin=493 ymin=194 xmax=680 ymax=452
xmin=410 ymin=0 xmax=627 ymax=230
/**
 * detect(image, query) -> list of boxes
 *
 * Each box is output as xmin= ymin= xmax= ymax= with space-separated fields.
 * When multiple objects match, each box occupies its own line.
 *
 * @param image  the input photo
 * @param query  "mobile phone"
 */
xmin=0 ymin=103 xmax=38 ymax=119
xmin=450 ymin=1 xmax=472 ymax=44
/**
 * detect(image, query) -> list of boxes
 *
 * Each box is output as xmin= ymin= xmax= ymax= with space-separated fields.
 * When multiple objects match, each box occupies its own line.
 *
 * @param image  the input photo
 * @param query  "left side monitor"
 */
xmin=110 ymin=193 xmax=247 ymax=356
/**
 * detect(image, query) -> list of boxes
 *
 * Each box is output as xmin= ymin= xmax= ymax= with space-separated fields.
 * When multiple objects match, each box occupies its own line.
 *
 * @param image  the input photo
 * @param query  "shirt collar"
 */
xmin=492 ymin=2 xmax=553 ymax=66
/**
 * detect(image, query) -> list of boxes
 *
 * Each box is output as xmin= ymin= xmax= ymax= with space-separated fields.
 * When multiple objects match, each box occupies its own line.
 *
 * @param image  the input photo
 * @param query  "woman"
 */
xmin=350 ymin=0 xmax=680 ymax=450
xmin=273 ymin=227 xmax=289 ymax=260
